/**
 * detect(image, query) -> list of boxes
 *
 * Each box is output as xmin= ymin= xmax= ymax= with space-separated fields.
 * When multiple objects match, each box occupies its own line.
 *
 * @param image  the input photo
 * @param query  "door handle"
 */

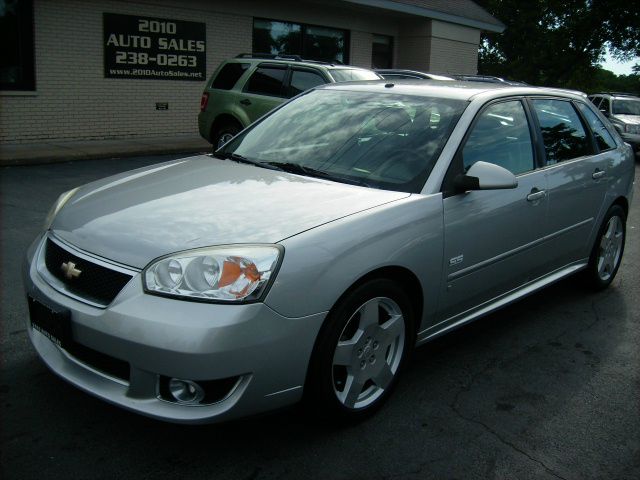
xmin=526 ymin=188 xmax=546 ymax=202
xmin=592 ymin=169 xmax=606 ymax=180
xmin=239 ymin=99 xmax=251 ymax=106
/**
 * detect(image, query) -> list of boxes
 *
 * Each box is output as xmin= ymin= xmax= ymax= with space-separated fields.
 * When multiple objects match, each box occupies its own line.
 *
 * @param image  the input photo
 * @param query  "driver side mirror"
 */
xmin=454 ymin=161 xmax=518 ymax=192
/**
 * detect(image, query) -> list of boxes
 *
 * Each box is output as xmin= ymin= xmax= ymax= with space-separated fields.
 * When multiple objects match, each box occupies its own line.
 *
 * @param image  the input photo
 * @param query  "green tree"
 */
xmin=476 ymin=0 xmax=640 ymax=91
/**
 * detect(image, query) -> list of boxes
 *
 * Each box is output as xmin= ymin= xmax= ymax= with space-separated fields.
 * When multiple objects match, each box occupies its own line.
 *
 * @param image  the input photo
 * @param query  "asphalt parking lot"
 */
xmin=1 ymin=154 xmax=639 ymax=480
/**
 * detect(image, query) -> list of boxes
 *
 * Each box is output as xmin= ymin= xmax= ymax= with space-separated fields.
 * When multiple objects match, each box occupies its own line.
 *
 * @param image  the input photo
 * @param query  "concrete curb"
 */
xmin=0 ymin=136 xmax=211 ymax=166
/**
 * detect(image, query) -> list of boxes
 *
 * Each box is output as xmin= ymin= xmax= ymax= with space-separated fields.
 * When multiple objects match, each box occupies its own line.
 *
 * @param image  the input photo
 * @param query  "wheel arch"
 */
xmin=209 ymin=113 xmax=245 ymax=142
xmin=324 ymin=265 xmax=425 ymax=336
xmin=302 ymin=265 xmax=424 ymax=405
xmin=611 ymin=196 xmax=629 ymax=216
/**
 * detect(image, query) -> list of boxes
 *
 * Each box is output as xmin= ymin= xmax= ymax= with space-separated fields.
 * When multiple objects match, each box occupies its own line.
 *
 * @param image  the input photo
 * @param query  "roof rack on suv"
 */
xmin=236 ymin=53 xmax=303 ymax=61
xmin=592 ymin=92 xmax=637 ymax=97
xmin=234 ymin=53 xmax=339 ymax=66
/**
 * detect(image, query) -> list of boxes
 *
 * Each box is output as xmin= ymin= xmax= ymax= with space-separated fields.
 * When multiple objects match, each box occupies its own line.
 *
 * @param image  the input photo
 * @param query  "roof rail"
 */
xmin=235 ymin=53 xmax=303 ymax=61
xmin=592 ymin=91 xmax=637 ymax=97
xmin=234 ymin=53 xmax=338 ymax=66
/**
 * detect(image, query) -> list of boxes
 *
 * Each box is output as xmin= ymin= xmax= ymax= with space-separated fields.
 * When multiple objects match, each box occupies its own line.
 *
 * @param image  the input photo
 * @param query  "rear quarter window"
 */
xmin=329 ymin=69 xmax=380 ymax=82
xmin=576 ymin=102 xmax=617 ymax=152
xmin=212 ymin=63 xmax=250 ymax=90
xmin=288 ymin=69 xmax=327 ymax=97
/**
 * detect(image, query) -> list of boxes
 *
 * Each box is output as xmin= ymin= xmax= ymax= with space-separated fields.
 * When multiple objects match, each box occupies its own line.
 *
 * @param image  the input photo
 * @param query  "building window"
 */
xmin=0 ymin=0 xmax=35 ymax=90
xmin=253 ymin=18 xmax=348 ymax=64
xmin=372 ymin=34 xmax=393 ymax=69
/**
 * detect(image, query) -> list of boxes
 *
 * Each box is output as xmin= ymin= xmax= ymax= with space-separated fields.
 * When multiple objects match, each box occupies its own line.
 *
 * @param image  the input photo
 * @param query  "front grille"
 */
xmin=44 ymin=239 xmax=133 ymax=305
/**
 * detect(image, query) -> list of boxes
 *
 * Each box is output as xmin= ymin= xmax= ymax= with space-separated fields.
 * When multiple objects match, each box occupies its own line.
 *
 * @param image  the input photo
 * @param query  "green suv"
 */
xmin=198 ymin=54 xmax=381 ymax=149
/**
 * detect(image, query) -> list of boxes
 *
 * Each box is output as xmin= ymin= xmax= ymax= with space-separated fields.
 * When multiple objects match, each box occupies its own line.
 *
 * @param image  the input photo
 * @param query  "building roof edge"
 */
xmin=340 ymin=0 xmax=505 ymax=32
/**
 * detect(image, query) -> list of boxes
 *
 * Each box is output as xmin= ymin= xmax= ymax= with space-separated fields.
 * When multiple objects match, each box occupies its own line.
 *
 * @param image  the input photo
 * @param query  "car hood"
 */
xmin=613 ymin=114 xmax=640 ymax=125
xmin=52 ymin=155 xmax=409 ymax=269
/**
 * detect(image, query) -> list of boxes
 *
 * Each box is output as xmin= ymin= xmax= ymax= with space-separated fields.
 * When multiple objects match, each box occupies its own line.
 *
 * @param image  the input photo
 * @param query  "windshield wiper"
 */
xmin=266 ymin=162 xmax=370 ymax=187
xmin=212 ymin=152 xmax=281 ymax=171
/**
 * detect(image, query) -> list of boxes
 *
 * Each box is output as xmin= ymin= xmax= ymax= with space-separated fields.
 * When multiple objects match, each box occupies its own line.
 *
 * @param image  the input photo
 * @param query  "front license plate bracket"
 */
xmin=28 ymin=295 xmax=72 ymax=348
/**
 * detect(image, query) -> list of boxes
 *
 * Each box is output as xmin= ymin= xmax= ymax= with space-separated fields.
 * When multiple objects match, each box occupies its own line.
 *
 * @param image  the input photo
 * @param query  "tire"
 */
xmin=583 ymin=204 xmax=626 ymax=290
xmin=211 ymin=122 xmax=241 ymax=151
xmin=305 ymin=278 xmax=415 ymax=422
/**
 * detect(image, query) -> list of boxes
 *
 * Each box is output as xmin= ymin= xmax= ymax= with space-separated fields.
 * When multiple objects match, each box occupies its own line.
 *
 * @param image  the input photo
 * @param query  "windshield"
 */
xmin=612 ymin=99 xmax=640 ymax=115
xmin=221 ymin=89 xmax=467 ymax=193
xmin=329 ymin=69 xmax=381 ymax=82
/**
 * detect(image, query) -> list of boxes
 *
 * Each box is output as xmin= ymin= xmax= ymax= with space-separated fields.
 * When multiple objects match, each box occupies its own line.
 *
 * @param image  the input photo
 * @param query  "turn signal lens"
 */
xmin=143 ymin=246 xmax=281 ymax=302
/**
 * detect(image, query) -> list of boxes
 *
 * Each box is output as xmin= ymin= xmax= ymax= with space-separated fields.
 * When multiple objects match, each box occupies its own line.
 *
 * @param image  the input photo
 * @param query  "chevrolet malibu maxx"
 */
xmin=24 ymin=81 xmax=634 ymax=423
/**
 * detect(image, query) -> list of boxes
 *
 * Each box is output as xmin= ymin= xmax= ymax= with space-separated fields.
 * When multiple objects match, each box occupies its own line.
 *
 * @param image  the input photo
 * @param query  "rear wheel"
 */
xmin=211 ymin=121 xmax=241 ymax=151
xmin=584 ymin=204 xmax=626 ymax=290
xmin=305 ymin=278 xmax=415 ymax=421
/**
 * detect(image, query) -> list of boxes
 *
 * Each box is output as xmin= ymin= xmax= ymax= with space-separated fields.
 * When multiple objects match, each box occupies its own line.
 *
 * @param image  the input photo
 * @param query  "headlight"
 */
xmin=625 ymin=124 xmax=640 ymax=134
xmin=44 ymin=187 xmax=80 ymax=230
xmin=143 ymin=246 xmax=282 ymax=302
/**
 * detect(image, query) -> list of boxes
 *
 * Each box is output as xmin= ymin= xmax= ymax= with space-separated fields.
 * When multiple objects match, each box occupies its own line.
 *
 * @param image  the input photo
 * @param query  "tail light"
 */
xmin=200 ymin=92 xmax=209 ymax=112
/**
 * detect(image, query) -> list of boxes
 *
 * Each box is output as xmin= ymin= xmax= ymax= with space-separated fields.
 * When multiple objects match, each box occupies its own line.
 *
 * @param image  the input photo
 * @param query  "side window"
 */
xmin=531 ymin=99 xmax=593 ymax=164
xmin=462 ymin=100 xmax=535 ymax=175
xmin=589 ymin=96 xmax=602 ymax=108
xmin=288 ymin=69 xmax=326 ymax=98
xmin=244 ymin=66 xmax=287 ymax=97
xmin=212 ymin=63 xmax=249 ymax=90
xmin=599 ymin=97 xmax=611 ymax=114
xmin=576 ymin=102 xmax=617 ymax=152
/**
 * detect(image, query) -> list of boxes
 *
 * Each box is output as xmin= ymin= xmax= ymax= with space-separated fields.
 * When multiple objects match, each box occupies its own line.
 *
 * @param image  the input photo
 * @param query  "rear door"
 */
xmin=438 ymin=98 xmax=549 ymax=321
xmin=529 ymin=97 xmax=609 ymax=267
xmin=240 ymin=63 xmax=288 ymax=122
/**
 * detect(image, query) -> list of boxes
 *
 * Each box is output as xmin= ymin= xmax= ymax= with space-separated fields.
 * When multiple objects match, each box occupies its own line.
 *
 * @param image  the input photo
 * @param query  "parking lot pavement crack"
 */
xmin=585 ymin=299 xmax=604 ymax=332
xmin=450 ymin=358 xmax=500 ymax=408
xmin=448 ymin=404 xmax=569 ymax=480
xmin=448 ymin=359 xmax=569 ymax=480
xmin=381 ymin=455 xmax=451 ymax=479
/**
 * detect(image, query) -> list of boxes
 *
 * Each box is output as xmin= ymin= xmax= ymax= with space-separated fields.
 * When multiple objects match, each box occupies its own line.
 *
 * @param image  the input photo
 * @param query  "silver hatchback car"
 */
xmin=24 ymin=81 xmax=634 ymax=423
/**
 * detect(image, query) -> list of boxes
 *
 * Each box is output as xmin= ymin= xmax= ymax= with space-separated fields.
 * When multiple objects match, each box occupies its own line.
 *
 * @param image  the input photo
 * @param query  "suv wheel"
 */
xmin=212 ymin=122 xmax=241 ymax=151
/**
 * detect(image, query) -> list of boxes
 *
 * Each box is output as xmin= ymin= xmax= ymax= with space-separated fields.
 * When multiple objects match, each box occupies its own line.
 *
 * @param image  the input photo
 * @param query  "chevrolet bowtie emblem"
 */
xmin=61 ymin=261 xmax=82 ymax=280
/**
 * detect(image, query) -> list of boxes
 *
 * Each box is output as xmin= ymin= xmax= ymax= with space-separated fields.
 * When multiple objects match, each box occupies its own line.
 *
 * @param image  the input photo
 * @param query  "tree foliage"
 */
xmin=476 ymin=0 xmax=640 ymax=92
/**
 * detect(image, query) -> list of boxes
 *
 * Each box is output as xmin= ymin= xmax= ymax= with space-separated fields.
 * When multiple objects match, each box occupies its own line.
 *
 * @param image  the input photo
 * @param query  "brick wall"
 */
xmin=350 ymin=30 xmax=373 ymax=69
xmin=428 ymin=20 xmax=480 ymax=74
xmin=396 ymin=21 xmax=433 ymax=71
xmin=0 ymin=0 xmax=252 ymax=144
xmin=428 ymin=37 xmax=478 ymax=74
xmin=0 ymin=0 xmax=483 ymax=144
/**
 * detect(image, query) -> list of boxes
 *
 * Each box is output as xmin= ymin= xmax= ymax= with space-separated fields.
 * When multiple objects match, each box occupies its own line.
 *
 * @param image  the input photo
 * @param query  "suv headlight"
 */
xmin=143 ymin=246 xmax=282 ymax=302
xmin=44 ymin=187 xmax=80 ymax=230
xmin=625 ymin=124 xmax=640 ymax=134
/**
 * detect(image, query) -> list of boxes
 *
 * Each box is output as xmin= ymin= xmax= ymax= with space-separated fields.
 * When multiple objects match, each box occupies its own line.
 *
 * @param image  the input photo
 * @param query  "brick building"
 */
xmin=0 ymin=0 xmax=503 ymax=145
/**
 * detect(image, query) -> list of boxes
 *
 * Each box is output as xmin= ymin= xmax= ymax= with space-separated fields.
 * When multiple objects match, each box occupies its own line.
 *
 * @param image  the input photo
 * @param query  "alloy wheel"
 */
xmin=331 ymin=296 xmax=405 ymax=409
xmin=597 ymin=215 xmax=624 ymax=282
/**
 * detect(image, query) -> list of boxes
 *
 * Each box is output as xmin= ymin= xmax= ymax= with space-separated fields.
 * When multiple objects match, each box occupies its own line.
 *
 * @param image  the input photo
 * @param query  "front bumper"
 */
xmin=23 ymin=235 xmax=326 ymax=424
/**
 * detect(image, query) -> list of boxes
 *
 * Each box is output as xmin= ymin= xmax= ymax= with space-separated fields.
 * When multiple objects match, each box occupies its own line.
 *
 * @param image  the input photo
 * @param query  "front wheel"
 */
xmin=305 ymin=278 xmax=415 ymax=421
xmin=584 ymin=204 xmax=626 ymax=290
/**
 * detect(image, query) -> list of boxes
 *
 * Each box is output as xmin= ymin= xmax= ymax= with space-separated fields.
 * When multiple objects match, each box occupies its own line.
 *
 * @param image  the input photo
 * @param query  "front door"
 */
xmin=438 ymin=99 xmax=549 ymax=322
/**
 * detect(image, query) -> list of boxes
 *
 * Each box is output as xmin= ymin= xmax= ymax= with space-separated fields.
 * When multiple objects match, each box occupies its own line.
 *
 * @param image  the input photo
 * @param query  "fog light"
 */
xmin=168 ymin=378 xmax=205 ymax=404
